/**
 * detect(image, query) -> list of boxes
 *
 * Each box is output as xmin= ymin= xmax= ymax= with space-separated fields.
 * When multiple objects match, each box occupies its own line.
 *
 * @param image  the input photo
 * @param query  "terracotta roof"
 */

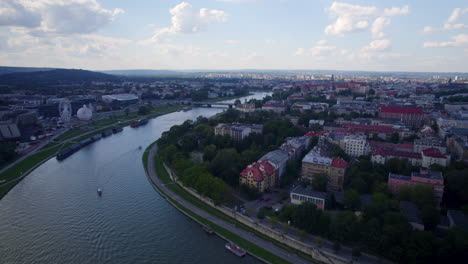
xmin=373 ymin=147 xmax=421 ymax=159
xmin=240 ymin=161 xmax=275 ymax=181
xmin=369 ymin=141 xmax=414 ymax=150
xmin=422 ymin=148 xmax=447 ymax=159
xmin=331 ymin=158 xmax=348 ymax=168
xmin=380 ymin=106 xmax=423 ymax=115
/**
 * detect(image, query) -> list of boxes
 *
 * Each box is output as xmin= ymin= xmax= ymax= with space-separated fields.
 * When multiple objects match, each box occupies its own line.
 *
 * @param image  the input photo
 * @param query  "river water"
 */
xmin=0 ymin=92 xmax=270 ymax=264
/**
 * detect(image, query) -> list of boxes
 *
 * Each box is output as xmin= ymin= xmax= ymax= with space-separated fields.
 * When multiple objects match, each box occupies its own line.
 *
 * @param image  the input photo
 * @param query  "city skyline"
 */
xmin=0 ymin=0 xmax=467 ymax=72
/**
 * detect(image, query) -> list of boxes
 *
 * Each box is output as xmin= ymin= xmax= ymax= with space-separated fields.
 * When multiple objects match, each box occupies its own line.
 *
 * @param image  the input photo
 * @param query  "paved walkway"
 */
xmin=146 ymin=145 xmax=315 ymax=264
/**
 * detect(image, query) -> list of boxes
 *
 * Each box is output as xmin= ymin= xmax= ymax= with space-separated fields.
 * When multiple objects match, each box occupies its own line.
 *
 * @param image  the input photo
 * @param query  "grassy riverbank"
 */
xmin=144 ymin=145 xmax=325 ymax=264
xmin=0 ymin=142 xmax=72 ymax=199
xmin=0 ymin=104 xmax=185 ymax=201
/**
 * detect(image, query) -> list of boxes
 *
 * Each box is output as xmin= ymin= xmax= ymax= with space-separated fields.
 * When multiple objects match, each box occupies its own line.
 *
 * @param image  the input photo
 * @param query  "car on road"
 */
xmin=264 ymin=197 xmax=271 ymax=202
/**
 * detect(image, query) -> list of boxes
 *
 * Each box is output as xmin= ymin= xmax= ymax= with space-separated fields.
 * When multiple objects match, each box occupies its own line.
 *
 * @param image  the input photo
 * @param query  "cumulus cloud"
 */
xmin=0 ymin=0 xmax=123 ymax=35
xmin=382 ymin=6 xmax=409 ymax=16
xmin=423 ymin=7 xmax=468 ymax=33
xmin=362 ymin=39 xmax=391 ymax=52
xmin=144 ymin=2 xmax=227 ymax=44
xmin=424 ymin=34 xmax=468 ymax=48
xmin=324 ymin=2 xmax=408 ymax=37
xmin=0 ymin=0 xmax=41 ymax=28
xmin=295 ymin=40 xmax=338 ymax=57
xmin=371 ymin=17 xmax=390 ymax=38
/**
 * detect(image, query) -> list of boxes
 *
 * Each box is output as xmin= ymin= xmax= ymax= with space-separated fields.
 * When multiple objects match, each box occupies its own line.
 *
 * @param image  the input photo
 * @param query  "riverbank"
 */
xmin=143 ymin=143 xmax=325 ymax=264
xmin=0 ymin=104 xmax=184 ymax=200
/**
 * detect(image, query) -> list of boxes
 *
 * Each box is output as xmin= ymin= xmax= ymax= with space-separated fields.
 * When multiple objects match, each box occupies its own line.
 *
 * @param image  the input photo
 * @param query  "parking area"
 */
xmin=241 ymin=191 xmax=284 ymax=217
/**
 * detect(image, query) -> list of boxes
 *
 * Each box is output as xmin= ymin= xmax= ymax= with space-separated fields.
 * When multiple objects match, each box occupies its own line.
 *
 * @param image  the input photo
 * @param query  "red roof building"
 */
xmin=240 ymin=161 xmax=276 ymax=192
xmin=371 ymin=147 xmax=422 ymax=166
xmin=380 ymin=106 xmax=424 ymax=127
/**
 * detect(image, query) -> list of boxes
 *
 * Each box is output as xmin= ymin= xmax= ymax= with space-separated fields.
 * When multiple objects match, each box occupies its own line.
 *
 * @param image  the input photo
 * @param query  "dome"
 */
xmin=77 ymin=105 xmax=93 ymax=121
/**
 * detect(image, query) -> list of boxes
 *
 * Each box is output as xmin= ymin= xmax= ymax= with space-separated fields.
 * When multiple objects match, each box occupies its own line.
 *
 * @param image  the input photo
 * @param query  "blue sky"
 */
xmin=0 ymin=0 xmax=467 ymax=72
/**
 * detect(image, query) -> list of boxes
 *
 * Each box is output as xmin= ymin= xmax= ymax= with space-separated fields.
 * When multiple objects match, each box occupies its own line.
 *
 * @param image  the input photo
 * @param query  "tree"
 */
xmin=208 ymin=148 xmax=241 ymax=186
xmin=0 ymin=142 xmax=17 ymax=166
xmin=343 ymin=189 xmax=361 ymax=211
xmin=421 ymin=205 xmax=440 ymax=231
xmin=138 ymin=105 xmax=151 ymax=115
xmin=234 ymin=99 xmax=241 ymax=105
xmin=312 ymin=173 xmax=328 ymax=192
xmin=202 ymin=144 xmax=217 ymax=161
xmin=352 ymin=248 xmax=362 ymax=259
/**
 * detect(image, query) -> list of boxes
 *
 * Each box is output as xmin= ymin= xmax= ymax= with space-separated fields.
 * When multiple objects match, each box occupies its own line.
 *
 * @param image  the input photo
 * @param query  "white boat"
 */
xmin=97 ymin=188 xmax=102 ymax=196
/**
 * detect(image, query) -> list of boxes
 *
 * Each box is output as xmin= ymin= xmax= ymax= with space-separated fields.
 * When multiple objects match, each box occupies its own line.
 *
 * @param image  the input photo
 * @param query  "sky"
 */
xmin=0 ymin=0 xmax=467 ymax=72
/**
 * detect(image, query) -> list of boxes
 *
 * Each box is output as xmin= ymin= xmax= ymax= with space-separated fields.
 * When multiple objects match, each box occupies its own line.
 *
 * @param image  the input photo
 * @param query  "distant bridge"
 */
xmin=190 ymin=101 xmax=235 ymax=108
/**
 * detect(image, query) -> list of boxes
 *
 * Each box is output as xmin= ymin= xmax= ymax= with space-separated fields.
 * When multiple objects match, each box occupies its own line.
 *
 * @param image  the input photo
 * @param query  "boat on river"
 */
xmin=202 ymin=225 xmax=214 ymax=235
xmin=225 ymin=243 xmax=246 ymax=257
xmin=130 ymin=119 xmax=148 ymax=128
xmin=97 ymin=188 xmax=102 ymax=196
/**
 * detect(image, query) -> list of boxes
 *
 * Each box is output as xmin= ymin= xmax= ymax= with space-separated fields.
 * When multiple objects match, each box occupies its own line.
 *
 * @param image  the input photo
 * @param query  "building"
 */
xmin=301 ymin=151 xmax=348 ymax=191
xmin=236 ymin=103 xmax=256 ymax=113
xmin=279 ymin=136 xmax=311 ymax=160
xmin=388 ymin=170 xmax=444 ymax=205
xmin=214 ymin=123 xmax=263 ymax=141
xmin=414 ymin=137 xmax=447 ymax=154
xmin=380 ymin=106 xmax=424 ymax=127
xmin=421 ymin=148 xmax=450 ymax=168
xmin=343 ymin=134 xmax=370 ymax=157
xmin=290 ymin=186 xmax=326 ymax=210
xmin=259 ymin=150 xmax=290 ymax=180
xmin=239 ymin=161 xmax=276 ymax=192
xmin=262 ymin=101 xmax=286 ymax=113
xmin=102 ymin=93 xmax=139 ymax=107
xmin=371 ymin=148 xmax=422 ymax=166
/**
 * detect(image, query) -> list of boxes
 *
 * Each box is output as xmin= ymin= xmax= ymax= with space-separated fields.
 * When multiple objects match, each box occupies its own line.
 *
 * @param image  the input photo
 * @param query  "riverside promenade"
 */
xmin=146 ymin=144 xmax=315 ymax=264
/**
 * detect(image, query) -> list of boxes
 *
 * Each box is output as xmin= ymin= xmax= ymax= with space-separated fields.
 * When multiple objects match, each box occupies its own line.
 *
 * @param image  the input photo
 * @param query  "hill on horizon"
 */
xmin=0 ymin=69 xmax=118 ymax=87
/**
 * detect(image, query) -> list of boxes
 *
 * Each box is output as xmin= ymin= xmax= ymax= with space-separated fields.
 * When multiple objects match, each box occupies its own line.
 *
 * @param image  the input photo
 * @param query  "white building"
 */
xmin=344 ymin=135 xmax=370 ymax=157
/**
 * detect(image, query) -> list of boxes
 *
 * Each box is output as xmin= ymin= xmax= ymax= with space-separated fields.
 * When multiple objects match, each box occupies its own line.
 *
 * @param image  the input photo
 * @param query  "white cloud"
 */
xmin=0 ymin=0 xmax=41 ymax=28
xmin=371 ymin=17 xmax=390 ymax=38
xmin=0 ymin=0 xmax=123 ymax=35
xmin=362 ymin=39 xmax=391 ymax=52
xmin=382 ymin=6 xmax=409 ymax=16
xmin=295 ymin=39 xmax=338 ymax=57
xmin=424 ymin=34 xmax=468 ymax=48
xmin=324 ymin=2 xmax=408 ymax=37
xmin=242 ymin=52 xmax=264 ymax=61
xmin=145 ymin=2 xmax=227 ymax=44
xmin=447 ymin=7 xmax=467 ymax=24
xmin=423 ymin=7 xmax=468 ymax=33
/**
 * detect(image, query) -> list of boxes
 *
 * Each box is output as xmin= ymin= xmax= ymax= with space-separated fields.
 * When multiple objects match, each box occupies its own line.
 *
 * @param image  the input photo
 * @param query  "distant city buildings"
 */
xmin=102 ymin=93 xmax=139 ymax=107
xmin=214 ymin=123 xmax=263 ymax=141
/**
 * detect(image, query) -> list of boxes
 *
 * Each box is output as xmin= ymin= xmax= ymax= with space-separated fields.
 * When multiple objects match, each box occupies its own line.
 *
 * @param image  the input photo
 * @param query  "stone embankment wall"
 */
xmin=163 ymin=163 xmax=351 ymax=264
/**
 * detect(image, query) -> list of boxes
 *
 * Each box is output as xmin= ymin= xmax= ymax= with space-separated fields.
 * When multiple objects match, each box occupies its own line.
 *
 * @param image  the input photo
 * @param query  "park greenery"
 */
xmin=156 ymin=109 xmax=304 ymax=202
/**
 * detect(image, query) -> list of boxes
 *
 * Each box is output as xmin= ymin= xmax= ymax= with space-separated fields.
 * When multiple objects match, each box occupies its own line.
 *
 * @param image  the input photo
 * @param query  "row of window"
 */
xmin=291 ymin=194 xmax=324 ymax=205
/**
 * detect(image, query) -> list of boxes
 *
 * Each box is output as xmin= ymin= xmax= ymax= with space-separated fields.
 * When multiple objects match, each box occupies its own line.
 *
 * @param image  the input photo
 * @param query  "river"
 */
xmin=0 ymin=92 xmax=271 ymax=264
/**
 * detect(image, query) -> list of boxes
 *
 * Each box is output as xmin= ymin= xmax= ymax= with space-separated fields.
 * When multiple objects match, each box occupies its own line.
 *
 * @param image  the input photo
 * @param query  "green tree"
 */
xmin=343 ymin=189 xmax=361 ymax=211
xmin=138 ymin=105 xmax=151 ymax=115
xmin=312 ymin=173 xmax=328 ymax=192
xmin=202 ymin=144 xmax=217 ymax=161
xmin=421 ymin=205 xmax=440 ymax=231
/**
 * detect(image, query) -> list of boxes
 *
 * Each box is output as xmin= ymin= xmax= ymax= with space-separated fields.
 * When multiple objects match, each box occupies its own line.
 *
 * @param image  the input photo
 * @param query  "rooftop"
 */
xmin=381 ymin=106 xmax=423 ymax=115
xmin=291 ymin=186 xmax=327 ymax=200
